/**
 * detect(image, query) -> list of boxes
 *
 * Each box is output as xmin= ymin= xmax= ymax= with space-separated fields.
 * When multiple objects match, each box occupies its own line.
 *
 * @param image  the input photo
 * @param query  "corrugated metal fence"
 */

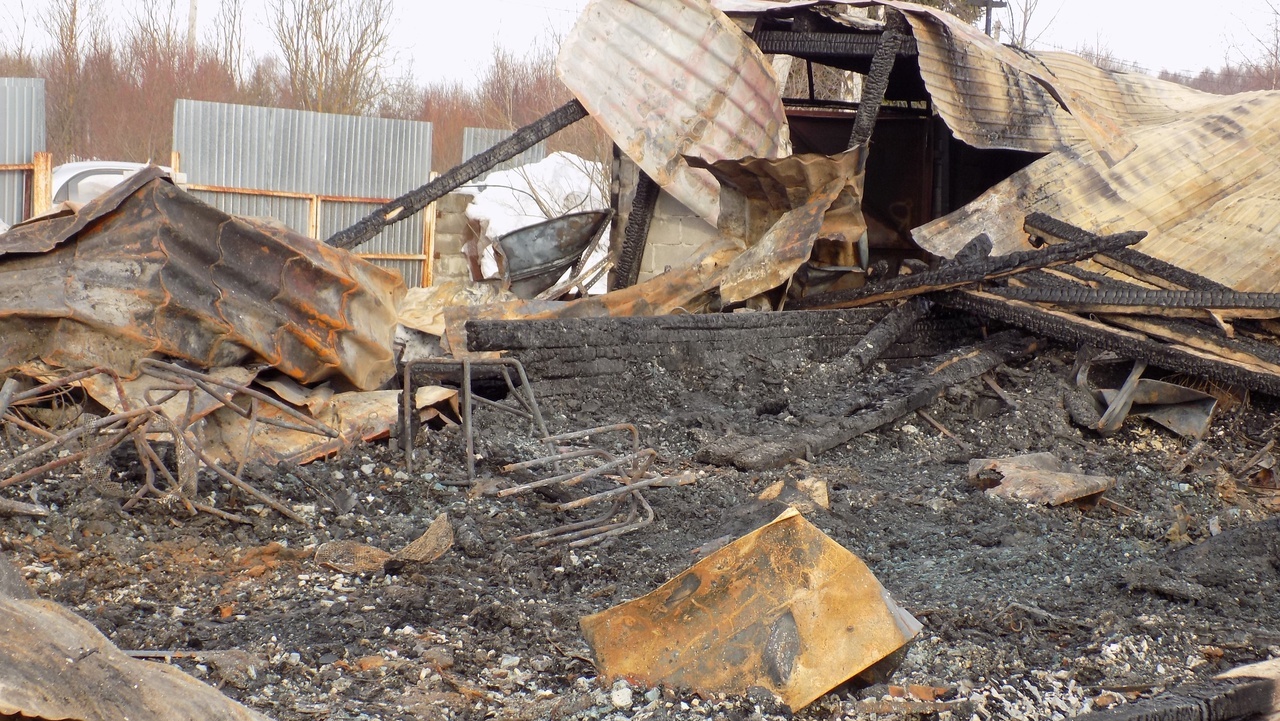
xmin=172 ymin=100 xmax=434 ymax=286
xmin=462 ymin=127 xmax=547 ymax=171
xmin=0 ymin=78 xmax=48 ymax=228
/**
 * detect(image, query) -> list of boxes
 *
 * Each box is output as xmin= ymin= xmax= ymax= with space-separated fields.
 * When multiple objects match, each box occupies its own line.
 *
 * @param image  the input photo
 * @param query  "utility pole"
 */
xmin=963 ymin=0 xmax=1008 ymax=37
xmin=187 ymin=0 xmax=197 ymax=56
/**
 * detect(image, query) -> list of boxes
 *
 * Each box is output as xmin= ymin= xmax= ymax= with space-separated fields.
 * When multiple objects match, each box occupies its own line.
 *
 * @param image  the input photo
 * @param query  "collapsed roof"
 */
xmin=553 ymin=0 xmax=1280 ymax=294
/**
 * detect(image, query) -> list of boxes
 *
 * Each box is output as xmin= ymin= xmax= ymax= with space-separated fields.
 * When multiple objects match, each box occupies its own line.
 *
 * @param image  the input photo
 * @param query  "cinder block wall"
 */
xmin=637 ymin=190 xmax=718 ymax=282
xmin=432 ymin=193 xmax=478 ymax=284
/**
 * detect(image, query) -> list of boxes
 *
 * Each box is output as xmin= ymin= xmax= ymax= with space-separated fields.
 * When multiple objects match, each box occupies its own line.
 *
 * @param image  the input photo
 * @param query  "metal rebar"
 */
xmin=0 ymin=405 xmax=161 ymax=478
xmin=502 ymin=448 xmax=614 ymax=473
xmin=0 ymin=416 xmax=146 ymax=489
xmin=546 ymin=423 xmax=640 ymax=454
xmin=173 ymin=428 xmax=304 ymax=523
xmin=139 ymin=360 xmax=338 ymax=438
xmin=512 ymin=499 xmax=624 ymax=543
xmin=497 ymin=451 xmax=652 ymax=497
xmin=568 ymin=493 xmax=655 ymax=548
xmin=471 ymin=393 xmax=533 ymax=421
xmin=462 ymin=360 xmax=475 ymax=480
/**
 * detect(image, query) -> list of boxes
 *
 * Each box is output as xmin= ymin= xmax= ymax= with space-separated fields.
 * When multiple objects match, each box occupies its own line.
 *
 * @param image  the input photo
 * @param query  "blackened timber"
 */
xmin=466 ymin=308 xmax=887 ymax=351
xmin=839 ymin=297 xmax=931 ymax=375
xmin=329 ymin=99 xmax=588 ymax=250
xmin=611 ymin=173 xmax=659 ymax=291
xmin=696 ymin=331 xmax=1040 ymax=471
xmin=752 ymin=30 xmax=919 ymax=62
xmin=789 ymin=230 xmax=1147 ymax=310
xmin=1024 ymin=213 xmax=1231 ymax=292
xmin=938 ymin=290 xmax=1280 ymax=396
xmin=1072 ymin=675 xmax=1273 ymax=721
xmin=1102 ymin=315 xmax=1280 ymax=374
xmin=849 ymin=11 xmax=906 ymax=148
xmin=990 ymin=286 xmax=1280 ymax=314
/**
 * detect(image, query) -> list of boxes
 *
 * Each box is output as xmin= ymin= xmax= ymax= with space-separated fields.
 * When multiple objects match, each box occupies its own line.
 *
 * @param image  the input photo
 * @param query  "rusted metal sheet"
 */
xmin=0 ymin=570 xmax=271 ymax=721
xmin=915 ymin=93 xmax=1280 ymax=293
xmin=0 ymin=166 xmax=405 ymax=390
xmin=557 ymin=0 xmax=792 ymax=226
xmin=863 ymin=1 xmax=1215 ymax=160
xmin=444 ymin=148 xmax=865 ymax=335
xmin=581 ymin=508 xmax=921 ymax=712
xmin=689 ymin=147 xmax=866 ymax=302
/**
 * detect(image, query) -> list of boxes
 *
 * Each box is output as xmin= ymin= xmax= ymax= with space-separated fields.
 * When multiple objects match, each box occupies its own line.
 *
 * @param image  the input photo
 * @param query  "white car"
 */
xmin=51 ymin=161 xmax=179 ymax=205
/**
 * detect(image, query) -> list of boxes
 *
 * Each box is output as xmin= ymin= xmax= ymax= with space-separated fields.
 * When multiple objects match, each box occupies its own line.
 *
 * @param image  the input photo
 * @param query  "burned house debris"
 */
xmin=6 ymin=0 xmax=1280 ymax=719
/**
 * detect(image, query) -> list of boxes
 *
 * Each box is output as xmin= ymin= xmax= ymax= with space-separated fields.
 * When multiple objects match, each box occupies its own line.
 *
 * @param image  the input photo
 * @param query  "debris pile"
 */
xmin=5 ymin=0 xmax=1280 ymax=719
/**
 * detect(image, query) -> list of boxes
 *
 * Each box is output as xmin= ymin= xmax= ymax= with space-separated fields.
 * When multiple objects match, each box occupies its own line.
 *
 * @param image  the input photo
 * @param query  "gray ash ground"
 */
xmin=3 ymin=338 xmax=1280 ymax=720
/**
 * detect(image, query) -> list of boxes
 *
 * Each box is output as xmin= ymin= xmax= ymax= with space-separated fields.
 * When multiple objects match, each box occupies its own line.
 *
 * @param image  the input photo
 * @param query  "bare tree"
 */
xmin=1238 ymin=1 xmax=1280 ymax=90
xmin=267 ymin=0 xmax=394 ymax=115
xmin=1002 ymin=0 xmax=1062 ymax=49
xmin=39 ymin=0 xmax=99 ymax=160
xmin=213 ymin=0 xmax=246 ymax=85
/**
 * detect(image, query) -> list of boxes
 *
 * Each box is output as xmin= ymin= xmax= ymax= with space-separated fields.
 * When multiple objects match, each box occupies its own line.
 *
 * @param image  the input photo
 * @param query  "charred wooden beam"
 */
xmin=611 ymin=173 xmax=660 ymax=291
xmin=937 ymin=289 xmax=1280 ymax=396
xmin=466 ymin=309 xmax=984 ymax=383
xmin=1024 ymin=213 xmax=1231 ymax=292
xmin=467 ymin=308 xmax=888 ymax=351
xmin=1073 ymin=675 xmax=1273 ymax=721
xmin=837 ymin=297 xmax=932 ymax=375
xmin=990 ymin=286 xmax=1280 ymax=319
xmin=849 ymin=11 xmax=906 ymax=148
xmin=790 ymin=230 xmax=1146 ymax=310
xmin=329 ymin=99 xmax=588 ymax=250
xmin=696 ymin=331 xmax=1041 ymax=471
xmin=1101 ymin=315 xmax=1280 ymax=373
xmin=752 ymin=30 xmax=919 ymax=62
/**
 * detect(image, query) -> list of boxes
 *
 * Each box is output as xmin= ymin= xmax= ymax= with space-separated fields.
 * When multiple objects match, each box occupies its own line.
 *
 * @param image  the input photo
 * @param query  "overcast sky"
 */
xmin=1 ymin=0 xmax=1276 ymax=84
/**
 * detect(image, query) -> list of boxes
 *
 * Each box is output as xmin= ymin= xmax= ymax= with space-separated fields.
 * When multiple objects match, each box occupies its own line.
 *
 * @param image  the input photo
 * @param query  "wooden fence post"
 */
xmin=31 ymin=151 xmax=52 ymax=217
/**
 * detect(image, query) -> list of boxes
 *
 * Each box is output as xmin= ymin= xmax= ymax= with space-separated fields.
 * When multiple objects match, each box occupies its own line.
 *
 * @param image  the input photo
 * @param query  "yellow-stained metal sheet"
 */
xmin=203 ymin=387 xmax=456 ymax=466
xmin=580 ymin=508 xmax=921 ymax=712
xmin=399 ymin=281 xmax=522 ymax=337
xmin=914 ymin=93 xmax=1280 ymax=293
xmin=445 ymin=148 xmax=866 ymax=334
xmin=858 ymin=1 xmax=1217 ymax=157
xmin=557 ymin=0 xmax=792 ymax=225
xmin=691 ymin=147 xmax=867 ymax=303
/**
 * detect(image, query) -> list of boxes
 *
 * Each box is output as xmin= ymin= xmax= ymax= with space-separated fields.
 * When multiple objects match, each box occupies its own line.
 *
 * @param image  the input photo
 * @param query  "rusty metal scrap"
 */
xmin=557 ymin=0 xmax=792 ymax=226
xmin=915 ymin=93 xmax=1280 ymax=293
xmin=0 ymin=166 xmax=405 ymax=391
xmin=0 ymin=361 xmax=431 ymax=524
xmin=500 ymin=424 xmax=695 ymax=547
xmin=580 ymin=508 xmax=921 ymax=711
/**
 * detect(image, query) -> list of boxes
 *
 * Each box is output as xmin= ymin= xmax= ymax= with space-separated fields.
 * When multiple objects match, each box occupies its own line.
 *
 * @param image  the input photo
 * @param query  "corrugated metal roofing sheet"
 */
xmin=914 ymin=92 xmax=1280 ymax=293
xmin=860 ymin=1 xmax=1217 ymax=158
xmin=557 ymin=0 xmax=792 ymax=225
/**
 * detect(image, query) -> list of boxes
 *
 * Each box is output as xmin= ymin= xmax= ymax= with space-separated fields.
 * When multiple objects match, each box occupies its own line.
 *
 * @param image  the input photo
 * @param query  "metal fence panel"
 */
xmin=318 ymin=200 xmax=426 ymax=287
xmin=174 ymin=100 xmax=433 ymax=198
xmin=0 ymin=78 xmax=46 ymax=226
xmin=462 ymin=127 xmax=546 ymax=172
xmin=173 ymin=99 xmax=433 ymax=284
xmin=188 ymin=190 xmax=311 ymax=236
